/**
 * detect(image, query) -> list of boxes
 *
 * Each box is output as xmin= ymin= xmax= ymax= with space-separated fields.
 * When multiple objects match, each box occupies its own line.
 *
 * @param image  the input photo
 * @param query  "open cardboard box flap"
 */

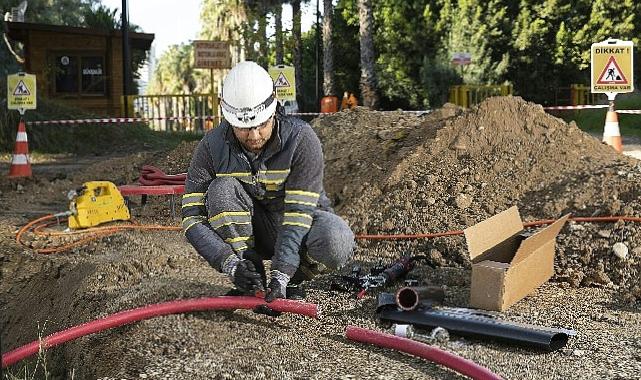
xmin=464 ymin=206 xmax=522 ymax=263
xmin=511 ymin=214 xmax=571 ymax=265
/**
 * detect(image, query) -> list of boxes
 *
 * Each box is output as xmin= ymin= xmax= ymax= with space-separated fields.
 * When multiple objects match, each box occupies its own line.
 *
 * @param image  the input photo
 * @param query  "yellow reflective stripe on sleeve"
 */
xmin=285 ymin=190 xmax=320 ymax=207
xmin=283 ymin=222 xmax=312 ymax=229
xmin=182 ymin=192 xmax=205 ymax=198
xmin=182 ymin=202 xmax=205 ymax=208
xmin=284 ymin=200 xmax=318 ymax=207
xmin=217 ymin=172 xmax=252 ymax=177
xmin=182 ymin=193 xmax=206 ymax=208
xmin=224 ymin=236 xmax=252 ymax=243
xmin=286 ymin=190 xmax=320 ymax=197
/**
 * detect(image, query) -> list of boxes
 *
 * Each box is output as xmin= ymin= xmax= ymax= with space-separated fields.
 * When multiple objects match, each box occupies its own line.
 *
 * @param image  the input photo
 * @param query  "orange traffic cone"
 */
xmin=602 ymin=104 xmax=623 ymax=153
xmin=8 ymin=119 xmax=32 ymax=178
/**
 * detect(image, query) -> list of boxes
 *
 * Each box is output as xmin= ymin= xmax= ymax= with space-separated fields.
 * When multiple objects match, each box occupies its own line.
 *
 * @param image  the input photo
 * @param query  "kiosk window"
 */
xmin=54 ymin=54 xmax=106 ymax=96
xmin=55 ymin=55 xmax=78 ymax=93
xmin=81 ymin=57 xmax=106 ymax=94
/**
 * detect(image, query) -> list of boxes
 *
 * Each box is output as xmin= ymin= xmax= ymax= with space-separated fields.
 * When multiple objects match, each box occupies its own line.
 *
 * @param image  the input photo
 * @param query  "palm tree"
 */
xmin=199 ymin=0 xmax=249 ymax=65
xmin=291 ymin=0 xmax=304 ymax=108
xmin=357 ymin=0 xmax=379 ymax=109
xmin=273 ymin=1 xmax=285 ymax=64
xmin=322 ymin=0 xmax=335 ymax=97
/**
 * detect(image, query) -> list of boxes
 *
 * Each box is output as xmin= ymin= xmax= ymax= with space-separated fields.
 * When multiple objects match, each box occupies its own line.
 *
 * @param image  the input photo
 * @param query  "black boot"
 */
xmin=285 ymin=284 xmax=307 ymax=300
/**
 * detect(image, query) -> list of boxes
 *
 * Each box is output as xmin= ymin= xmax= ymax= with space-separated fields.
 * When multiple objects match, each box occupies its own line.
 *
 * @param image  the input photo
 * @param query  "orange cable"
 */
xmin=17 ymin=215 xmax=641 ymax=254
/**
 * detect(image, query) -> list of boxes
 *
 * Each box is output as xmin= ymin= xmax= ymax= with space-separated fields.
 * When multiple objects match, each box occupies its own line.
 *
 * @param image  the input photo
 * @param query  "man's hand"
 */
xmin=265 ymin=270 xmax=290 ymax=302
xmin=223 ymin=255 xmax=264 ymax=294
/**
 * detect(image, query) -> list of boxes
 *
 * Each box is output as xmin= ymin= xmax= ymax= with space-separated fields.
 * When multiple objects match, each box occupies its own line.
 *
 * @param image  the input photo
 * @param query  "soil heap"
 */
xmin=312 ymin=97 xmax=641 ymax=299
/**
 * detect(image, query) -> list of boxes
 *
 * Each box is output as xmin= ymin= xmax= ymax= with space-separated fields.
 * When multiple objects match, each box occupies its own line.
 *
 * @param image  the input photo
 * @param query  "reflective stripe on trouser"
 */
xmin=251 ymin=199 xmax=355 ymax=281
xmin=206 ymin=177 xmax=355 ymax=277
xmin=206 ymin=177 xmax=254 ymax=255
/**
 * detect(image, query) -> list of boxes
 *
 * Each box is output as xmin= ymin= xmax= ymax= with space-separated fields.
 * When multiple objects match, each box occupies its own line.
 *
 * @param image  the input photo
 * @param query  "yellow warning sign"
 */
xmin=7 ymin=73 xmax=37 ymax=111
xmin=591 ymin=39 xmax=634 ymax=93
xmin=268 ymin=65 xmax=296 ymax=101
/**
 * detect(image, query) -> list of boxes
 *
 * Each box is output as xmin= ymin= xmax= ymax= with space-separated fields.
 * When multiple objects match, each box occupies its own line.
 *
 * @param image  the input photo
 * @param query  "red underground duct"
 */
xmin=345 ymin=326 xmax=502 ymax=380
xmin=2 ymin=296 xmax=318 ymax=369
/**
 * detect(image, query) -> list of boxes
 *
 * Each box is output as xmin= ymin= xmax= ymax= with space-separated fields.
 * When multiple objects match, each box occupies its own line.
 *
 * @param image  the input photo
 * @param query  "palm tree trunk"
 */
xmin=292 ymin=0 xmax=303 ymax=109
xmin=257 ymin=2 xmax=269 ymax=68
xmin=274 ymin=3 xmax=284 ymax=64
xmin=322 ymin=0 xmax=335 ymax=96
xmin=358 ymin=0 xmax=379 ymax=109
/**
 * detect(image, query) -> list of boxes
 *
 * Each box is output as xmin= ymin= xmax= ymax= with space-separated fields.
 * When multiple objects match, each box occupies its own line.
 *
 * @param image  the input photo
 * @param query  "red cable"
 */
xmin=2 ymin=296 xmax=318 ymax=369
xmin=345 ymin=326 xmax=502 ymax=380
xmin=355 ymin=215 xmax=641 ymax=240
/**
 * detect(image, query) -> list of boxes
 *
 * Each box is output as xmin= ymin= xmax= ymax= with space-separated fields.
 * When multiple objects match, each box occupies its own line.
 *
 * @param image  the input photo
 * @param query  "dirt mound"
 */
xmin=313 ymin=97 xmax=641 ymax=296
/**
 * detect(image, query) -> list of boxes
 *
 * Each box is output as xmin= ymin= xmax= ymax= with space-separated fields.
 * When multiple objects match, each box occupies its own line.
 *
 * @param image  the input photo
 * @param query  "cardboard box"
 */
xmin=464 ymin=206 xmax=570 ymax=311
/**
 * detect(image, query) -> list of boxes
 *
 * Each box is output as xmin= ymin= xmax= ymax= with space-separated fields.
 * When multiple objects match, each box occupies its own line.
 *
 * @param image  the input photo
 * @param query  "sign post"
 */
xmin=193 ymin=40 xmax=231 ymax=126
xmin=590 ymin=39 xmax=634 ymax=153
xmin=7 ymin=72 xmax=36 ymax=177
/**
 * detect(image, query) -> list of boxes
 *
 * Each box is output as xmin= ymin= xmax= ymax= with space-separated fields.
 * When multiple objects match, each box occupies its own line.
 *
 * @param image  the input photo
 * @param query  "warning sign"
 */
xmin=591 ymin=39 xmax=634 ymax=93
xmin=7 ymin=73 xmax=37 ymax=112
xmin=268 ymin=65 xmax=296 ymax=101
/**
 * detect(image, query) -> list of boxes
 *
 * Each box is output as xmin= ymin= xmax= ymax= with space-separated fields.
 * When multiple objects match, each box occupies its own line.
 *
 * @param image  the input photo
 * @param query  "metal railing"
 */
xmin=122 ymin=94 xmax=220 ymax=132
xmin=448 ymin=84 xmax=512 ymax=108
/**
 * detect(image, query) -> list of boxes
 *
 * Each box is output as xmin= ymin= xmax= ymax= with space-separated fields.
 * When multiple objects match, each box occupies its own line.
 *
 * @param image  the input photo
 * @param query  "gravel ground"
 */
xmin=2 ymin=96 xmax=641 ymax=379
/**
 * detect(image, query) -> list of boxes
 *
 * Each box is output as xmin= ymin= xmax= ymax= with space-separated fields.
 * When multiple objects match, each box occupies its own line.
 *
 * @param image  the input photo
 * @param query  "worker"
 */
xmin=182 ymin=61 xmax=355 ymax=302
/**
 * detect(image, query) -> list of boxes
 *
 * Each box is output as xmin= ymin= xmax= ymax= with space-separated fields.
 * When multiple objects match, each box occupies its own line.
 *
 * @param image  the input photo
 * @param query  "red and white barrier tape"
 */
xmin=543 ymin=105 xmax=609 ymax=110
xmin=25 ymin=110 xmax=433 ymax=125
xmin=26 ymin=115 xmax=220 ymax=126
xmin=617 ymin=110 xmax=641 ymax=114
xmin=290 ymin=110 xmax=432 ymax=116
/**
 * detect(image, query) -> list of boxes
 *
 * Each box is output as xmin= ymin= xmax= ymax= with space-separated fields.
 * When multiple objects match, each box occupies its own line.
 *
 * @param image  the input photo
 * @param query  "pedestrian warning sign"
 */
xmin=268 ymin=65 xmax=296 ymax=101
xmin=591 ymin=39 xmax=634 ymax=94
xmin=7 ymin=72 xmax=37 ymax=112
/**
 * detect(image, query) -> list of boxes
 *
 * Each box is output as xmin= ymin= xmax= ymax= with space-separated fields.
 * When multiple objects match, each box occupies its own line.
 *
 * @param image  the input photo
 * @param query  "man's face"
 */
xmin=232 ymin=114 xmax=275 ymax=153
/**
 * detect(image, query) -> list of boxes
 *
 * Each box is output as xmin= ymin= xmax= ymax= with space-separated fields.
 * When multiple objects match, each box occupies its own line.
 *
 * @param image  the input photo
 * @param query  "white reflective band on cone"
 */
xmin=16 ymin=132 xmax=28 ymax=141
xmin=603 ymin=121 xmax=620 ymax=137
xmin=11 ymin=154 xmax=29 ymax=165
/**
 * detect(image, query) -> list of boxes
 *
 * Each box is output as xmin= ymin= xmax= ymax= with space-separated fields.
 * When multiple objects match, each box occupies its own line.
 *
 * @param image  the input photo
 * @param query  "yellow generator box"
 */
xmin=68 ymin=181 xmax=130 ymax=229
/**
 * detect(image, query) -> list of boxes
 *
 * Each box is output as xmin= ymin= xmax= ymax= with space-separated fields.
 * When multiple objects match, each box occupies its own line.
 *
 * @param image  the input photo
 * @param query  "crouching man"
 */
xmin=182 ymin=61 xmax=355 ymax=302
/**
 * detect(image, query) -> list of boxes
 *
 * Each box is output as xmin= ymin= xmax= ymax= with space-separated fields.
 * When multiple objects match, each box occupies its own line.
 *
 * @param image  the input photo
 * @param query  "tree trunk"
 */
xmin=274 ymin=3 xmax=284 ymax=65
xmin=257 ymin=3 xmax=269 ymax=68
xmin=322 ymin=0 xmax=335 ymax=96
xmin=292 ymin=0 xmax=303 ymax=109
xmin=358 ymin=0 xmax=379 ymax=109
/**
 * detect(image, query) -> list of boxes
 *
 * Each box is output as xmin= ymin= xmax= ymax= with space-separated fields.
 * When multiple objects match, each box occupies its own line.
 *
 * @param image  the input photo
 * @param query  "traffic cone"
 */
xmin=602 ymin=104 xmax=623 ymax=153
xmin=8 ymin=119 xmax=32 ymax=178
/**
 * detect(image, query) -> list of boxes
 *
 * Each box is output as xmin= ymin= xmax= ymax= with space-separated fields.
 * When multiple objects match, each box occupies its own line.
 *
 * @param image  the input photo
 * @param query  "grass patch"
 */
xmin=559 ymin=93 xmax=641 ymax=139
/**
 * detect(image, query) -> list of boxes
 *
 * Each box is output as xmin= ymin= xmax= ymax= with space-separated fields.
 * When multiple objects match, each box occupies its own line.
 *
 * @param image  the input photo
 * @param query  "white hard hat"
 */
xmin=221 ymin=61 xmax=276 ymax=128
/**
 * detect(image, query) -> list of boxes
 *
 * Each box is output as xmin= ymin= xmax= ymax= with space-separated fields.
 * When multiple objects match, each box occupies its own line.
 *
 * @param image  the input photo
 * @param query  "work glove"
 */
xmin=222 ymin=255 xmax=264 ymax=294
xmin=265 ymin=270 xmax=290 ymax=303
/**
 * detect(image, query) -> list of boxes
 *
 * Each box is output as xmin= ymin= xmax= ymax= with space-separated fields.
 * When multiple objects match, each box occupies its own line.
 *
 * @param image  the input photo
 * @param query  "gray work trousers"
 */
xmin=206 ymin=177 xmax=355 ymax=282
